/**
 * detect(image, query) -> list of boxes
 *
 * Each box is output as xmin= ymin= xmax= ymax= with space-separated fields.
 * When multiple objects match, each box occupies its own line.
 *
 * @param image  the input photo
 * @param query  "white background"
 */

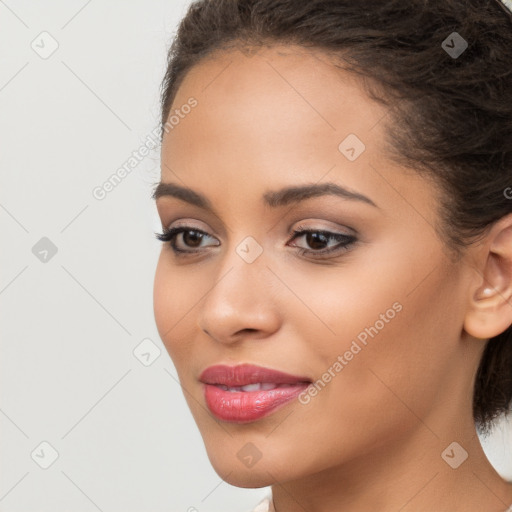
xmin=0 ymin=1 xmax=510 ymax=511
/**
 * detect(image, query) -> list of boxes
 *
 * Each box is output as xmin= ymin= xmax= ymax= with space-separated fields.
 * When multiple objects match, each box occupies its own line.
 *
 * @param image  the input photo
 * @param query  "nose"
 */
xmin=197 ymin=251 xmax=281 ymax=345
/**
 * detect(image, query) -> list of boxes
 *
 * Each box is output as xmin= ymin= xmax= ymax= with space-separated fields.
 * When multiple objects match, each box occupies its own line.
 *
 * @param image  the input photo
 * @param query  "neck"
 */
xmin=269 ymin=413 xmax=512 ymax=512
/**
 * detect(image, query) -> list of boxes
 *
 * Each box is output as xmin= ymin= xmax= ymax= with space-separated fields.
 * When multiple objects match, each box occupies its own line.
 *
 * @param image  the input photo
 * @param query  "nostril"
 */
xmin=236 ymin=328 xmax=258 ymax=336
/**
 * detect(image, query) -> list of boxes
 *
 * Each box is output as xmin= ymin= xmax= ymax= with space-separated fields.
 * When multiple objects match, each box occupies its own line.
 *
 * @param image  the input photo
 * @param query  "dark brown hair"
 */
xmin=159 ymin=0 xmax=512 ymax=435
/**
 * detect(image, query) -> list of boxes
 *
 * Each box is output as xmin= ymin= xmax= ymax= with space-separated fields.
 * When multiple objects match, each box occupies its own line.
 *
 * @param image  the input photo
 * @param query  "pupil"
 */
xmin=184 ymin=230 xmax=202 ymax=247
xmin=307 ymin=232 xmax=327 ymax=250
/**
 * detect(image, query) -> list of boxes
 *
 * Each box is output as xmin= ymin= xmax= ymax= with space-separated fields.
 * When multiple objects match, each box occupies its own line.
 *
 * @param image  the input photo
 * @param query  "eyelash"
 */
xmin=154 ymin=225 xmax=357 ymax=259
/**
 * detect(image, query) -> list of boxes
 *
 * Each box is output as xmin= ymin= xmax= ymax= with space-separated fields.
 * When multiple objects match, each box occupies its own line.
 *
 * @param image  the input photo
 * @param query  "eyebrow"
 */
xmin=151 ymin=181 xmax=379 ymax=212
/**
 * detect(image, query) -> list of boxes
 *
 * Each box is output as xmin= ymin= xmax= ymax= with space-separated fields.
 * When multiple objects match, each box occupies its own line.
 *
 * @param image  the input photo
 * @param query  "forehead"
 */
xmin=160 ymin=44 xmax=440 ymax=232
xmin=163 ymin=45 xmax=393 ymax=174
xmin=169 ymin=44 xmax=389 ymax=145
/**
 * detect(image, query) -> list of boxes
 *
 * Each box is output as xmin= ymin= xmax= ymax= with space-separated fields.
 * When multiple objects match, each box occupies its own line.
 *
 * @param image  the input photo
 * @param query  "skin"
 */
xmin=153 ymin=45 xmax=512 ymax=512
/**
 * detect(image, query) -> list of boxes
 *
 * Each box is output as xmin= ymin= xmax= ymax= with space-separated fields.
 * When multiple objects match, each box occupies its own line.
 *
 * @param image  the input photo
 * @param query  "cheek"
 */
xmin=153 ymin=255 xmax=195 ymax=363
xmin=153 ymin=256 xmax=173 ymax=339
xmin=285 ymin=245 xmax=461 ymax=419
xmin=329 ymin=275 xmax=460 ymax=437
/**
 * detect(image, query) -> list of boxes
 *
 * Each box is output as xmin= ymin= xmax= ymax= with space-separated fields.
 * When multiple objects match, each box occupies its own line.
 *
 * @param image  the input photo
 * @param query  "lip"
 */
xmin=199 ymin=364 xmax=312 ymax=423
xmin=199 ymin=363 xmax=311 ymax=386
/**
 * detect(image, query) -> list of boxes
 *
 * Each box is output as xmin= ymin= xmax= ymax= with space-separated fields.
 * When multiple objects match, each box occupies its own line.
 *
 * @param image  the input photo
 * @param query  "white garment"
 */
xmin=250 ymin=495 xmax=271 ymax=512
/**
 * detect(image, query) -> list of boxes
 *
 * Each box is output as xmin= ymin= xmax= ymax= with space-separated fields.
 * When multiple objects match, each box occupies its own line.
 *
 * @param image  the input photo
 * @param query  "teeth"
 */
xmin=216 ymin=383 xmax=283 ymax=392
xmin=260 ymin=382 xmax=278 ymax=390
xmin=241 ymin=383 xmax=264 ymax=392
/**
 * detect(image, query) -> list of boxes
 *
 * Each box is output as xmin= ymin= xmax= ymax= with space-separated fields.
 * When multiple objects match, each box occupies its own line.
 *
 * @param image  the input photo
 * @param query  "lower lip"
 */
xmin=203 ymin=383 xmax=309 ymax=423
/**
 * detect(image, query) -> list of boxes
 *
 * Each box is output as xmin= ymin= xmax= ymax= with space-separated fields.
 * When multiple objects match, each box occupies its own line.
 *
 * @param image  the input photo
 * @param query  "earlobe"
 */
xmin=464 ymin=214 xmax=512 ymax=340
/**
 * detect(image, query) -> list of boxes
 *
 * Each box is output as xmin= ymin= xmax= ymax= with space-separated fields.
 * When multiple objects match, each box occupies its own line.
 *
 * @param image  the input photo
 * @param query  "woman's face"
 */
xmin=153 ymin=45 xmax=483 ymax=487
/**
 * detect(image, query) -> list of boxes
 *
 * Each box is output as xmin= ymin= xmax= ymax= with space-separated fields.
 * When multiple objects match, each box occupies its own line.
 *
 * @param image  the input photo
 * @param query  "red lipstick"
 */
xmin=199 ymin=364 xmax=311 ymax=423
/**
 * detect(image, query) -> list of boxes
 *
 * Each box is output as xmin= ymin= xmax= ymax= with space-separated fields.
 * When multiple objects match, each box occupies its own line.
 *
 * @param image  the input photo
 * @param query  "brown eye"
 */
xmin=182 ymin=230 xmax=204 ymax=248
xmin=288 ymin=228 xmax=357 ymax=257
xmin=154 ymin=226 xmax=220 ymax=254
xmin=304 ymin=232 xmax=329 ymax=250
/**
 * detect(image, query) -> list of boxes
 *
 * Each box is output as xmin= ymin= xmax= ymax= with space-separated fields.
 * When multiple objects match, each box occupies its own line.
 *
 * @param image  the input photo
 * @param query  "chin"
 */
xmin=210 ymin=459 xmax=277 ymax=488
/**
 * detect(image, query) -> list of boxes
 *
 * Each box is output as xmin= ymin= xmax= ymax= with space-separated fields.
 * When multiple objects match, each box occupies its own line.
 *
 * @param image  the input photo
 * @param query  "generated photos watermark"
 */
xmin=92 ymin=97 xmax=198 ymax=201
xmin=299 ymin=301 xmax=403 ymax=404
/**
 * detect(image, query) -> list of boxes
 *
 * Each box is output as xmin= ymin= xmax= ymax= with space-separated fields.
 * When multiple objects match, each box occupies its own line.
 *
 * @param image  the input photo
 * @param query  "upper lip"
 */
xmin=199 ymin=364 xmax=312 ymax=387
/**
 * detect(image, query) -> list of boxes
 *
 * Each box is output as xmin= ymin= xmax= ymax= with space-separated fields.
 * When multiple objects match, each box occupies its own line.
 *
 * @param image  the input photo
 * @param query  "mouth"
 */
xmin=214 ymin=382 xmax=306 ymax=392
xmin=199 ymin=364 xmax=312 ymax=423
xmin=199 ymin=363 xmax=312 ymax=387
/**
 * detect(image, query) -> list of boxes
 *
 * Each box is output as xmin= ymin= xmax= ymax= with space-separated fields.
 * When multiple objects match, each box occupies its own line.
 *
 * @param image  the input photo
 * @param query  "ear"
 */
xmin=464 ymin=213 xmax=512 ymax=340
